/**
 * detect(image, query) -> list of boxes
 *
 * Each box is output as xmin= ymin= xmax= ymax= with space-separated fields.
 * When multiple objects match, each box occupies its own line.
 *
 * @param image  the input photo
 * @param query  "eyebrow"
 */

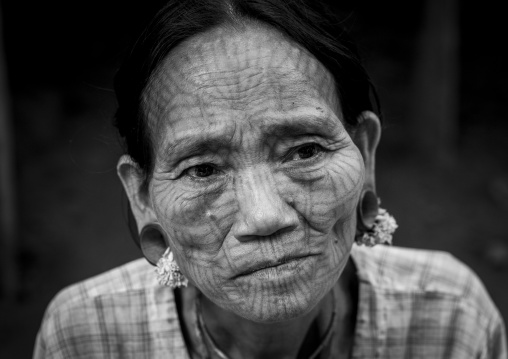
xmin=261 ymin=115 xmax=340 ymax=138
xmin=161 ymin=130 xmax=234 ymax=164
xmin=162 ymin=115 xmax=341 ymax=163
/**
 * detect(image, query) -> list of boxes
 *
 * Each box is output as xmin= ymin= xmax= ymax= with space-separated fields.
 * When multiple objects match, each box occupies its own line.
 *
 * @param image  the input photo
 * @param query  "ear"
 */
xmin=352 ymin=111 xmax=381 ymax=192
xmin=117 ymin=155 xmax=168 ymax=265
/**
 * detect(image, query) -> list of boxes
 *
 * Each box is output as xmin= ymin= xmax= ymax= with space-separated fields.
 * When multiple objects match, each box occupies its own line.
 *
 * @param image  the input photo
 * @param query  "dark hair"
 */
xmin=114 ymin=0 xmax=378 ymax=188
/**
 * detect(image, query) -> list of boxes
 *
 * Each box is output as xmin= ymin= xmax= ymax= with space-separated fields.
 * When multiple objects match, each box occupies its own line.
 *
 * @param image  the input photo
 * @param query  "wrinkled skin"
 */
xmin=124 ymin=23 xmax=367 ymax=324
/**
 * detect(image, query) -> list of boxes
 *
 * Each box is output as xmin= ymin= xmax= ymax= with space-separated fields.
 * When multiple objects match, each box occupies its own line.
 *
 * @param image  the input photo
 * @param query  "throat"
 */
xmin=198 ymin=291 xmax=337 ymax=359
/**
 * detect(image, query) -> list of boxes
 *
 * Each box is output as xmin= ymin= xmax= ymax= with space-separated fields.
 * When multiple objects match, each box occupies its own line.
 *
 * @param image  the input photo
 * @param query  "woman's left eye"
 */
xmin=288 ymin=143 xmax=324 ymax=161
xmin=185 ymin=164 xmax=219 ymax=178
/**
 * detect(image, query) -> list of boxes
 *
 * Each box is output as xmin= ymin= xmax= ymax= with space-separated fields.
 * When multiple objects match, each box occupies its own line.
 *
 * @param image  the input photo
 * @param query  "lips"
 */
xmin=234 ymin=254 xmax=313 ymax=279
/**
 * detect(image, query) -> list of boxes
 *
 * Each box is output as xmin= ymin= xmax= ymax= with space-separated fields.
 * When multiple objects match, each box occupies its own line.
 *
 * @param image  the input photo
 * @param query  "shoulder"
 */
xmin=34 ymin=259 xmax=188 ymax=358
xmin=42 ymin=258 xmax=156 ymax=318
xmin=351 ymin=244 xmax=497 ymax=315
xmin=351 ymin=244 xmax=478 ymax=297
xmin=351 ymin=244 xmax=507 ymax=358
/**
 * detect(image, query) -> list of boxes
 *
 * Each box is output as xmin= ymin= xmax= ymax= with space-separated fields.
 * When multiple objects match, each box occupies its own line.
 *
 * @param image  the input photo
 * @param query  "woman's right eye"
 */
xmin=184 ymin=164 xmax=219 ymax=178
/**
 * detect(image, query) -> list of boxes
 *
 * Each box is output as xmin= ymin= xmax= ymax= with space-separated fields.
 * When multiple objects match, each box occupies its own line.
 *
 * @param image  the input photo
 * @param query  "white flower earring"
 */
xmin=355 ymin=190 xmax=398 ymax=246
xmin=155 ymin=247 xmax=188 ymax=288
xmin=139 ymin=223 xmax=188 ymax=288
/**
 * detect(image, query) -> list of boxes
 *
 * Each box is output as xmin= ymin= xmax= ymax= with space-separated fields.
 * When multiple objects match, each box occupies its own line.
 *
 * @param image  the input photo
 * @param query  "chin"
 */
xmin=228 ymin=276 xmax=334 ymax=324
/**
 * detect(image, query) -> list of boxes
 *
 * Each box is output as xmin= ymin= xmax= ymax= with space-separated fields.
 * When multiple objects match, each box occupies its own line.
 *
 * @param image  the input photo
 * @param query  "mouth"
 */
xmin=234 ymin=255 xmax=314 ymax=279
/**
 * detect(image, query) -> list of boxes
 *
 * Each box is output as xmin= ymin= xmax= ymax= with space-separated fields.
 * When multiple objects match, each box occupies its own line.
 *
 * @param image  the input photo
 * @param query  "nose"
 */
xmin=232 ymin=167 xmax=298 ymax=241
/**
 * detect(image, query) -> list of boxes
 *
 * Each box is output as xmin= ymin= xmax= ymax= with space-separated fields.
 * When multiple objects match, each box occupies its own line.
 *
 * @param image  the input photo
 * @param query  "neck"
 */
xmin=201 ymin=294 xmax=326 ymax=359
xmin=199 ymin=259 xmax=358 ymax=359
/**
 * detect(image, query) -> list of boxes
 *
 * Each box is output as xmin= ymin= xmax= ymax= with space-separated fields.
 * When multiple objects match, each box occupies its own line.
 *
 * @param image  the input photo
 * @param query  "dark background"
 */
xmin=1 ymin=1 xmax=507 ymax=358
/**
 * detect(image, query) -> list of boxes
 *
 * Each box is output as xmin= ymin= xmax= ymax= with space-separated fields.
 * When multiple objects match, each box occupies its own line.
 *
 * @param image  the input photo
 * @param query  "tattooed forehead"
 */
xmin=142 ymin=23 xmax=340 ymax=148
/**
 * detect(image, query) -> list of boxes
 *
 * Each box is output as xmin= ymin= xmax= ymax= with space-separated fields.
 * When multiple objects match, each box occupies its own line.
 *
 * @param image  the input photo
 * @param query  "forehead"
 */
xmin=143 ymin=23 xmax=340 ymax=143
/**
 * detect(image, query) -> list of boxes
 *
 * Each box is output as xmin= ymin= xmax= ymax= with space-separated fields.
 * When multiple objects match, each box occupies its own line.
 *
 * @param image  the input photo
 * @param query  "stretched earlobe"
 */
xmin=357 ymin=189 xmax=379 ymax=232
xmin=140 ymin=223 xmax=169 ymax=265
xmin=353 ymin=112 xmax=398 ymax=246
xmin=139 ymin=223 xmax=188 ymax=287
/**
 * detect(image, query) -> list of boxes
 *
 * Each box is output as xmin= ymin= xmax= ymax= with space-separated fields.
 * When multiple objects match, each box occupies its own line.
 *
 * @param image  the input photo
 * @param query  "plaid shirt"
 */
xmin=33 ymin=245 xmax=507 ymax=358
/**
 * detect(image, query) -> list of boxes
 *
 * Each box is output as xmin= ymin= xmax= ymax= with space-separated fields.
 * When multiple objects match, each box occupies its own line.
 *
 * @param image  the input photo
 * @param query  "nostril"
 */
xmin=233 ymin=210 xmax=299 ymax=241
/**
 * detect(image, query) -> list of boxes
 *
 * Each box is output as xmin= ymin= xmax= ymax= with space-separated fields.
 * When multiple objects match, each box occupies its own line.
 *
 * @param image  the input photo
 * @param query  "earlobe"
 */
xmin=353 ymin=111 xmax=381 ymax=191
xmin=117 ymin=155 xmax=170 ymax=265
xmin=140 ymin=223 xmax=169 ymax=265
xmin=352 ymin=112 xmax=397 ymax=247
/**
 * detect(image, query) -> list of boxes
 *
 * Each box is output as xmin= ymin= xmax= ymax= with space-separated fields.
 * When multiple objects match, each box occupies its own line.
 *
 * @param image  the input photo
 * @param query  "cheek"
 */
xmin=286 ymin=147 xmax=365 ymax=233
xmin=151 ymin=180 xmax=241 ymax=292
xmin=150 ymin=180 xmax=236 ymax=258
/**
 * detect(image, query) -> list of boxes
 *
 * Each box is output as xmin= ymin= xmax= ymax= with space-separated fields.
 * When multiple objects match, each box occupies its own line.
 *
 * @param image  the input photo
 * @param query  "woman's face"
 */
xmin=143 ymin=24 xmax=365 ymax=322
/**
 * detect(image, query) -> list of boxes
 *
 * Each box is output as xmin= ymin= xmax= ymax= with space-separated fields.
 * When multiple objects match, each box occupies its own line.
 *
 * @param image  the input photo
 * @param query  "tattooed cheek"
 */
xmin=163 ymin=184 xmax=224 ymax=223
xmin=168 ymin=197 xmax=212 ymax=225
xmin=332 ymin=213 xmax=356 ymax=239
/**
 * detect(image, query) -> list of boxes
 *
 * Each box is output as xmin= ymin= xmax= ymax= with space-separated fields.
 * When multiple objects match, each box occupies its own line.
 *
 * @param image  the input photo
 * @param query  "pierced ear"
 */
xmin=139 ymin=224 xmax=168 ymax=265
xmin=353 ymin=111 xmax=381 ymax=192
xmin=118 ymin=155 xmax=170 ymax=265
xmin=117 ymin=155 xmax=156 ymax=237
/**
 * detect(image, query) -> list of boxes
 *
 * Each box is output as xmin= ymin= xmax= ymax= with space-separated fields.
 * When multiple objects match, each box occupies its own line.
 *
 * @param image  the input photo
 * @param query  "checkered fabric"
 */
xmin=33 ymin=244 xmax=507 ymax=358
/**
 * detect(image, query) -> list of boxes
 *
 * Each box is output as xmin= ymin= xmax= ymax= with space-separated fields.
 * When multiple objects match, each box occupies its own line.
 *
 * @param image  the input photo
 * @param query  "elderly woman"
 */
xmin=34 ymin=0 xmax=506 ymax=358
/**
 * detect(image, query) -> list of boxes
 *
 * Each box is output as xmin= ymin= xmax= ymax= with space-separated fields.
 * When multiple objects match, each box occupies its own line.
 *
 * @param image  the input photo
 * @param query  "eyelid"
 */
xmin=186 ymin=163 xmax=217 ymax=174
xmin=180 ymin=163 xmax=227 ymax=184
xmin=173 ymin=156 xmax=220 ymax=175
xmin=283 ymin=142 xmax=325 ymax=163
